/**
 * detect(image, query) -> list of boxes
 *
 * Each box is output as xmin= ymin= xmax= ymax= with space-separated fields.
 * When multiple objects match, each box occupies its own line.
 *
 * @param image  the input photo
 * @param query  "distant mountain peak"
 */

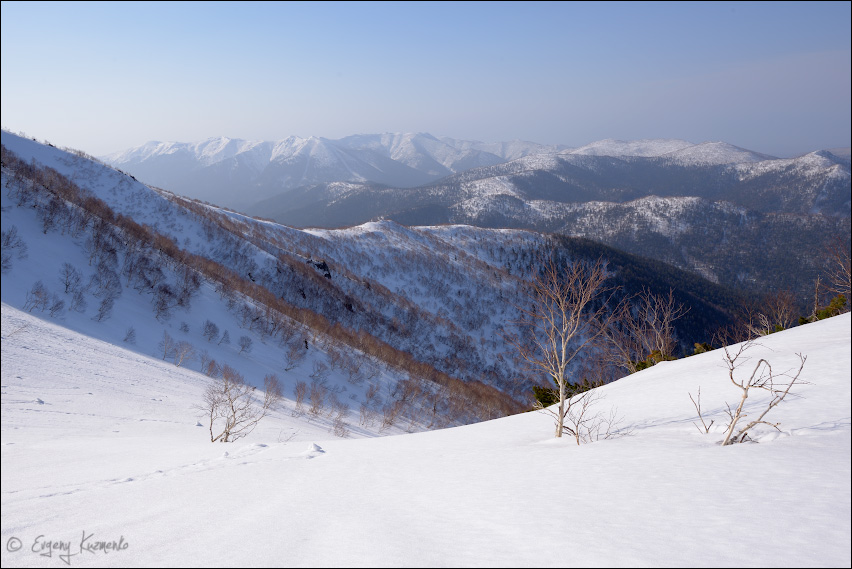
xmin=568 ymin=138 xmax=695 ymax=158
xmin=661 ymin=141 xmax=777 ymax=165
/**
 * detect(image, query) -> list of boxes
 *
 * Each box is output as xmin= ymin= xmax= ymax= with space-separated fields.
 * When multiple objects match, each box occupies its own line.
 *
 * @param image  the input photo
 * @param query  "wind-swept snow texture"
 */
xmin=2 ymin=303 xmax=849 ymax=567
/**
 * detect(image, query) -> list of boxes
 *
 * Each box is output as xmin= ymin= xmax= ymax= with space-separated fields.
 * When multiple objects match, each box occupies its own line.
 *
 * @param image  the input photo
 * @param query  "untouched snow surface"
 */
xmin=2 ymin=304 xmax=850 ymax=567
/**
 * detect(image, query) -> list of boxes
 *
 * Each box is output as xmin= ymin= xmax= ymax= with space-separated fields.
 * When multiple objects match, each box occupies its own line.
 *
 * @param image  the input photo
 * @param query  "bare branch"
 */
xmin=689 ymin=387 xmax=714 ymax=434
xmin=718 ymin=342 xmax=807 ymax=446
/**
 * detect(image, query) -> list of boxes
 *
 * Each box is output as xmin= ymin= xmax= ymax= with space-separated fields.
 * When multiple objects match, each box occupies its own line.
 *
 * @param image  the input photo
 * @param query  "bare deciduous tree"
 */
xmin=1 ymin=225 xmax=28 ymax=273
xmin=603 ymin=287 xmax=688 ymax=374
xmin=173 ymin=340 xmax=196 ymax=367
xmin=237 ymin=335 xmax=253 ymax=354
xmin=199 ymin=349 xmax=213 ymax=373
xmin=359 ymin=397 xmax=379 ymax=427
xmin=59 ymin=262 xmax=82 ymax=294
xmin=198 ymin=366 xmax=282 ymax=443
xmin=202 ymin=357 xmax=221 ymax=379
xmin=310 ymin=361 xmax=329 ymax=382
xmin=760 ymin=289 xmax=799 ymax=333
xmin=202 ymin=319 xmax=220 ymax=343
xmin=508 ymin=256 xmax=621 ymax=438
xmin=159 ymin=331 xmax=176 ymax=361
xmin=284 ymin=338 xmax=307 ymax=370
xmin=741 ymin=290 xmax=799 ymax=337
xmin=308 ymin=379 xmax=327 ymax=416
xmin=24 ymin=281 xmax=50 ymax=312
xmin=380 ymin=399 xmax=405 ymax=432
xmin=153 ymin=283 xmax=176 ymax=321
xmin=328 ymin=394 xmax=350 ymax=437
xmin=48 ymin=294 xmax=65 ymax=318
xmin=94 ymin=295 xmax=115 ymax=322
xmin=824 ymin=235 xmax=851 ymax=300
xmin=69 ymin=290 xmax=87 ymax=313
xmin=292 ymin=380 xmax=308 ymax=416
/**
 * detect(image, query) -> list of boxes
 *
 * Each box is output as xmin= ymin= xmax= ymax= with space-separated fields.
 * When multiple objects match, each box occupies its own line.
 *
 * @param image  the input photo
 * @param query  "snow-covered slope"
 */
xmin=2 ymin=303 xmax=849 ymax=567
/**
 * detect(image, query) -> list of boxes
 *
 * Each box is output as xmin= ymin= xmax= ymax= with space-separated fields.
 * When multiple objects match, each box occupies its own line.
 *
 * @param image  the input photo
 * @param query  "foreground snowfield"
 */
xmin=2 ymin=304 xmax=850 ymax=567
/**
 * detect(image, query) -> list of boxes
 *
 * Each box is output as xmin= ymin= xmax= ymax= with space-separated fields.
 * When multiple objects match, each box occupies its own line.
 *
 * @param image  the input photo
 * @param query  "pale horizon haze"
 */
xmin=1 ymin=1 xmax=850 ymax=158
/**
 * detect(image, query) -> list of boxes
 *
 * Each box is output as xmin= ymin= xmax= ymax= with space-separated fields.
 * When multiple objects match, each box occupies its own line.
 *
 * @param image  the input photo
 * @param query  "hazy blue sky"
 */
xmin=2 ymin=1 xmax=850 ymax=157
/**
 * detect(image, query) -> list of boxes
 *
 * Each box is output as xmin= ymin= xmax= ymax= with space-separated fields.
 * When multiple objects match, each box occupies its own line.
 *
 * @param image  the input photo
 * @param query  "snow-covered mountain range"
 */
xmin=237 ymin=140 xmax=848 ymax=304
xmin=104 ymin=133 xmax=845 ymax=216
xmin=102 ymin=133 xmax=569 ymax=210
xmin=102 ymin=133 xmax=850 ymax=305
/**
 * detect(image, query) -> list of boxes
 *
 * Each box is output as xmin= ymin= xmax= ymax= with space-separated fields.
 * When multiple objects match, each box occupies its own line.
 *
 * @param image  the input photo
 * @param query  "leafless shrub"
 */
xmin=332 ymin=416 xmax=350 ymax=437
xmin=159 ymin=331 xmax=176 ymax=360
xmin=688 ymin=387 xmax=714 ymax=434
xmin=380 ymin=399 xmax=405 ymax=432
xmin=69 ymin=290 xmax=87 ymax=313
xmin=123 ymin=326 xmax=137 ymax=344
xmin=238 ymin=335 xmax=253 ymax=354
xmin=199 ymin=349 xmax=212 ymax=372
xmin=359 ymin=402 xmax=377 ymax=427
xmin=202 ymin=357 xmax=221 ymax=379
xmin=48 ymin=294 xmax=65 ymax=317
xmin=310 ymin=361 xmax=329 ymax=382
xmin=24 ymin=281 xmax=50 ymax=312
xmin=94 ymin=295 xmax=115 ymax=322
xmin=292 ymin=380 xmax=308 ymax=416
xmin=343 ymin=354 xmax=365 ymax=385
xmin=278 ymin=429 xmax=299 ymax=443
xmin=324 ymin=347 xmax=341 ymax=370
xmin=202 ymin=319 xmax=220 ymax=342
xmin=284 ymin=339 xmax=307 ymax=370
xmin=536 ymin=388 xmax=627 ymax=445
xmin=718 ymin=342 xmax=807 ymax=445
xmin=198 ymin=366 xmax=282 ymax=443
xmin=328 ymin=394 xmax=350 ymax=437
